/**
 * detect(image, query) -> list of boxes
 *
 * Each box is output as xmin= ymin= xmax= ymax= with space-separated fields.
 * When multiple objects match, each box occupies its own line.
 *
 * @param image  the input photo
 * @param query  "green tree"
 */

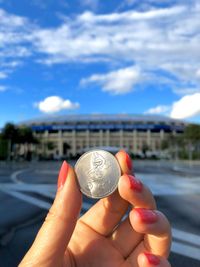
xmin=184 ymin=124 xmax=200 ymax=160
xmin=1 ymin=123 xmax=38 ymax=160
xmin=184 ymin=124 xmax=200 ymax=142
xmin=162 ymin=132 xmax=184 ymax=160
xmin=17 ymin=126 xmax=38 ymax=144
xmin=0 ymin=133 xmax=8 ymax=160
xmin=1 ymin=123 xmax=18 ymax=160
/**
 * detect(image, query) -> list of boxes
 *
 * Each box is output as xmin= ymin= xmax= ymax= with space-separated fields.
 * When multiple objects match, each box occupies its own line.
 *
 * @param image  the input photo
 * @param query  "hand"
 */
xmin=19 ymin=151 xmax=171 ymax=267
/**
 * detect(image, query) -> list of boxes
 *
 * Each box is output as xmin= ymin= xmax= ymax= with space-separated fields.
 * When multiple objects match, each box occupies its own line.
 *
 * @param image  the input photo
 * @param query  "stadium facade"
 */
xmin=21 ymin=114 xmax=186 ymax=159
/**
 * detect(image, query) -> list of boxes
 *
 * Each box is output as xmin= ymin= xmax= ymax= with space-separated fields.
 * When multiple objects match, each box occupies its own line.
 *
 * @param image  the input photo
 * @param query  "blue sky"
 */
xmin=0 ymin=0 xmax=200 ymax=127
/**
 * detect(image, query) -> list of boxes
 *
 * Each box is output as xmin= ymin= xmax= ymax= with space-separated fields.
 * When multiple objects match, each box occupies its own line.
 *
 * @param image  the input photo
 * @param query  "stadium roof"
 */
xmin=21 ymin=114 xmax=186 ymax=125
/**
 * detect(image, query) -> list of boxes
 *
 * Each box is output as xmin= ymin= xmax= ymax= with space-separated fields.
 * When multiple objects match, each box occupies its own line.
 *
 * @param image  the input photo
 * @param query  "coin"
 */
xmin=75 ymin=149 xmax=121 ymax=199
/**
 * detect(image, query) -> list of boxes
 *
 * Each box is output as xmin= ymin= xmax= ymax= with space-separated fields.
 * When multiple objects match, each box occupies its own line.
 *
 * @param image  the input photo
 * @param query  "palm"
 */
xmin=67 ymin=219 xmax=141 ymax=267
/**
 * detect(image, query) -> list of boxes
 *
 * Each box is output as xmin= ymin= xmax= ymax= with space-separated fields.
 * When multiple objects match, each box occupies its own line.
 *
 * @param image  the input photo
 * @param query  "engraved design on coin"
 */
xmin=86 ymin=152 xmax=111 ymax=196
xmin=87 ymin=152 xmax=111 ymax=181
xmin=75 ymin=150 xmax=121 ymax=199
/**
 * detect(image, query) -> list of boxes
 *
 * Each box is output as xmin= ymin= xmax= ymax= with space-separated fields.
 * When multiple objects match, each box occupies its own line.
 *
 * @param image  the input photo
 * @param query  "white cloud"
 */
xmin=0 ymin=72 xmax=7 ymax=79
xmin=81 ymin=66 xmax=140 ymax=94
xmin=31 ymin=5 xmax=192 ymax=64
xmin=196 ymin=69 xmax=200 ymax=79
xmin=36 ymin=96 xmax=80 ymax=113
xmin=172 ymin=87 xmax=200 ymax=96
xmin=29 ymin=2 xmax=200 ymax=94
xmin=0 ymin=9 xmax=31 ymax=80
xmin=80 ymin=0 xmax=99 ymax=10
xmin=0 ymin=85 xmax=7 ymax=92
xmin=145 ymin=105 xmax=170 ymax=115
xmin=78 ymin=6 xmax=185 ymax=23
xmin=0 ymin=8 xmax=26 ymax=27
xmin=170 ymin=93 xmax=200 ymax=119
xmin=1 ymin=2 xmax=200 ymax=94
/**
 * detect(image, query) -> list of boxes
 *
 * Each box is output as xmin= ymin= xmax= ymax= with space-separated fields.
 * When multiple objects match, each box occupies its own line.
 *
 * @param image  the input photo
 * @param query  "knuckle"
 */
xmin=102 ymin=198 xmax=123 ymax=215
xmin=45 ymin=205 xmax=68 ymax=224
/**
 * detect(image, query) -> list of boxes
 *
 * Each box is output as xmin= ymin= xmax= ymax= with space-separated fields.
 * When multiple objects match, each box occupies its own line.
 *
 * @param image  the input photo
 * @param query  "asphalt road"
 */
xmin=0 ymin=160 xmax=200 ymax=267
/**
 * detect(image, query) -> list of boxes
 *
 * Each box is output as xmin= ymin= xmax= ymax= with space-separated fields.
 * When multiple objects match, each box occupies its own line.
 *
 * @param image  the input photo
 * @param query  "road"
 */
xmin=0 ymin=160 xmax=200 ymax=267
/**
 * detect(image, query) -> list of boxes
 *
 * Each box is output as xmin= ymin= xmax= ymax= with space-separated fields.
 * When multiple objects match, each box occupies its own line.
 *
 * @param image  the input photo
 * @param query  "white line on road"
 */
xmin=0 ymin=188 xmax=51 ymax=210
xmin=2 ymin=180 xmax=200 ymax=197
xmin=172 ymin=241 xmax=200 ymax=261
xmin=10 ymin=169 xmax=30 ymax=183
xmin=172 ymin=228 xmax=200 ymax=247
xmin=1 ymin=183 xmax=56 ymax=193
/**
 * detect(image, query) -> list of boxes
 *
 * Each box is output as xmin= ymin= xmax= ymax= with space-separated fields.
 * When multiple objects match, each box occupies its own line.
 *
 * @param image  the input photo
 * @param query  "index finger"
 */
xmin=78 ymin=150 xmax=132 ymax=236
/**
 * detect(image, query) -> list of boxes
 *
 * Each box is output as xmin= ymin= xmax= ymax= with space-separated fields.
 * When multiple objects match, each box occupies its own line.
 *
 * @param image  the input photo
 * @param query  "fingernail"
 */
xmin=120 ymin=150 xmax=133 ymax=171
xmin=134 ymin=208 xmax=158 ymax=223
xmin=126 ymin=174 xmax=143 ymax=192
xmin=144 ymin=252 xmax=160 ymax=265
xmin=57 ymin=161 xmax=69 ymax=190
xmin=125 ymin=152 xmax=132 ymax=171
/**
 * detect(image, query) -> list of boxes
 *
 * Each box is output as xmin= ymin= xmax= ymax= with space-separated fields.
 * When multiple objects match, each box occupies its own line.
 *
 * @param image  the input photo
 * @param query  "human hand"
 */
xmin=19 ymin=151 xmax=171 ymax=267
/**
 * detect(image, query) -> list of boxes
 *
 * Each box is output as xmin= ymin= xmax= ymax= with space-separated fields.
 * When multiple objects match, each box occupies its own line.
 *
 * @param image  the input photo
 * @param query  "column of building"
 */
xmin=86 ymin=129 xmax=90 ymax=149
xmin=159 ymin=129 xmax=165 ymax=151
xmin=99 ymin=130 xmax=103 ymax=147
xmin=72 ymin=130 xmax=76 ymax=156
xmin=147 ymin=129 xmax=151 ymax=150
xmin=119 ymin=129 xmax=124 ymax=149
xmin=43 ymin=130 xmax=49 ymax=156
xmin=58 ymin=130 xmax=63 ymax=157
xmin=133 ymin=130 xmax=137 ymax=153
xmin=106 ymin=129 xmax=110 ymax=147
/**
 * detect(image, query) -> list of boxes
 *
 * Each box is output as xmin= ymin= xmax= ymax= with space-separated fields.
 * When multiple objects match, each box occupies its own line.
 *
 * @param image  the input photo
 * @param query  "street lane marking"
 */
xmin=2 ymin=181 xmax=200 ymax=196
xmin=172 ymin=228 xmax=200 ymax=247
xmin=172 ymin=241 xmax=200 ymax=261
xmin=0 ymin=188 xmax=51 ymax=210
xmin=1 ymin=183 xmax=56 ymax=192
xmin=1 ymin=186 xmax=92 ymax=212
xmin=10 ymin=169 xmax=30 ymax=184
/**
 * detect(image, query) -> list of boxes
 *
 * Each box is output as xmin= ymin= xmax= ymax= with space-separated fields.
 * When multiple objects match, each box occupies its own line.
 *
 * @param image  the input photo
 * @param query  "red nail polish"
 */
xmin=127 ymin=175 xmax=143 ymax=192
xmin=120 ymin=150 xmax=133 ymax=171
xmin=57 ymin=161 xmax=69 ymax=190
xmin=134 ymin=208 xmax=157 ymax=223
xmin=144 ymin=252 xmax=160 ymax=265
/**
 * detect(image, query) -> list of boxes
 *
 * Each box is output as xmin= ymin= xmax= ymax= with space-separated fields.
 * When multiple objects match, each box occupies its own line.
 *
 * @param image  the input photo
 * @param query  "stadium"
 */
xmin=20 ymin=114 xmax=186 ymax=159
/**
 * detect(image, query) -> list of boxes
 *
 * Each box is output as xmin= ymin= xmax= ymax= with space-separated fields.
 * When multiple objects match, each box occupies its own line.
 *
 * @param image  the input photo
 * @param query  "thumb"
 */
xmin=20 ymin=161 xmax=82 ymax=266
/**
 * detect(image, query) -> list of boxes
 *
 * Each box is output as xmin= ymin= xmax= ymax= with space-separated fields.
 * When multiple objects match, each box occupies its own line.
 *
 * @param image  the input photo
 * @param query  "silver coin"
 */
xmin=75 ymin=149 xmax=121 ymax=199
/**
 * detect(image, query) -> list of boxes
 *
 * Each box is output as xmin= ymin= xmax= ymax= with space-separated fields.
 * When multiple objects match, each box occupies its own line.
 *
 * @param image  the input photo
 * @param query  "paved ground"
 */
xmin=0 ymin=160 xmax=200 ymax=267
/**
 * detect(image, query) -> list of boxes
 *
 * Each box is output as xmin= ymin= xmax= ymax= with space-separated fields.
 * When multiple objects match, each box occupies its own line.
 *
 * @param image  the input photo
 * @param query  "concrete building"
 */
xmin=21 ymin=114 xmax=186 ymax=159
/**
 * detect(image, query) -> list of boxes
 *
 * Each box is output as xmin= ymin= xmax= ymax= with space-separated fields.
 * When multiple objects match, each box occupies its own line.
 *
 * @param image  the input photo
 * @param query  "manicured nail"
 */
xmin=57 ymin=161 xmax=69 ymax=190
xmin=120 ymin=150 xmax=133 ymax=171
xmin=125 ymin=152 xmax=132 ymax=171
xmin=134 ymin=208 xmax=158 ymax=223
xmin=126 ymin=174 xmax=143 ymax=192
xmin=144 ymin=252 xmax=160 ymax=265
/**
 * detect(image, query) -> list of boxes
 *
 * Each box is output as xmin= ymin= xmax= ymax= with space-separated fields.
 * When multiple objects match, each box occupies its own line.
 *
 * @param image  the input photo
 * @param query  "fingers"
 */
xmin=118 ymin=174 xmax=156 ymax=210
xmin=20 ymin=161 xmax=82 ymax=266
xmin=130 ymin=208 xmax=171 ymax=257
xmin=116 ymin=150 xmax=133 ymax=174
xmin=126 ymin=209 xmax=171 ymax=266
xmin=110 ymin=217 xmax=143 ymax=258
xmin=110 ymin=174 xmax=156 ymax=257
xmin=78 ymin=150 xmax=132 ymax=236
xmin=114 ymin=157 xmax=171 ymax=266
